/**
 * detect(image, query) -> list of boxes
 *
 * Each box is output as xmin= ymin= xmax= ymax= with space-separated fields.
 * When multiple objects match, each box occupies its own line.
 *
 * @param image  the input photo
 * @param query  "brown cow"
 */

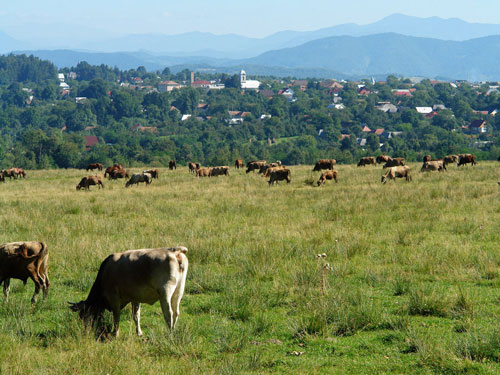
xmin=104 ymin=164 xmax=124 ymax=178
xmin=69 ymin=246 xmax=188 ymax=337
xmin=143 ymin=169 xmax=159 ymax=179
xmin=125 ymin=173 xmax=152 ymax=187
xmin=263 ymin=166 xmax=285 ymax=178
xmin=443 ymin=155 xmax=459 ymax=166
xmin=313 ymin=159 xmax=336 ymax=171
xmin=188 ymin=162 xmax=201 ymax=174
xmin=3 ymin=168 xmax=19 ymax=179
xmin=317 ymin=170 xmax=338 ymax=186
xmin=376 ymin=155 xmax=392 ymax=164
xmin=383 ymin=158 xmax=406 ymax=168
xmin=109 ymin=169 xmax=129 ymax=180
xmin=234 ymin=159 xmax=244 ymax=169
xmin=381 ymin=166 xmax=411 ymax=184
xmin=421 ymin=160 xmax=446 ymax=172
xmin=357 ymin=157 xmax=376 ymax=167
xmin=258 ymin=162 xmax=281 ymax=175
xmin=196 ymin=167 xmax=212 ymax=177
xmin=169 ymin=160 xmax=176 ymax=170
xmin=87 ymin=163 xmax=103 ymax=171
xmin=0 ymin=241 xmax=49 ymax=304
xmin=76 ymin=175 xmax=104 ymax=190
xmin=210 ymin=166 xmax=230 ymax=177
xmin=246 ymin=160 xmax=267 ymax=173
xmin=457 ymin=154 xmax=476 ymax=166
xmin=268 ymin=168 xmax=291 ymax=186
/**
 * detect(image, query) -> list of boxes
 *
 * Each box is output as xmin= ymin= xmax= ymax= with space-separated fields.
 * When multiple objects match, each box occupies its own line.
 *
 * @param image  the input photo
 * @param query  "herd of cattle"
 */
xmin=0 ymin=167 xmax=26 ymax=182
xmin=0 ymin=241 xmax=188 ymax=336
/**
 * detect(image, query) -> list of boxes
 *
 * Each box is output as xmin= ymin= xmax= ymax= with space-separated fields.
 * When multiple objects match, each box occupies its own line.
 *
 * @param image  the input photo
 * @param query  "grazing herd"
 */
xmin=0 ymin=167 xmax=26 ymax=181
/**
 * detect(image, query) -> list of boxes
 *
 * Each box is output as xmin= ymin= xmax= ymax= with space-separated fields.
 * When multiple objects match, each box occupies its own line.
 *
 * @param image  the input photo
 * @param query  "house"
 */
xmin=376 ymin=102 xmax=398 ymax=113
xmin=425 ymin=112 xmax=439 ymax=119
xmin=240 ymin=70 xmax=260 ymax=90
xmin=279 ymin=88 xmax=295 ymax=101
xmin=392 ymin=89 xmax=412 ymax=97
xmin=85 ymin=136 xmax=98 ymax=151
xmin=328 ymin=103 xmax=345 ymax=110
xmin=469 ymin=120 xmax=487 ymax=133
xmin=374 ymin=128 xmax=385 ymax=136
xmin=260 ymin=114 xmax=272 ymax=120
xmin=57 ymin=73 xmax=65 ymax=82
xmin=59 ymin=82 xmax=70 ymax=90
xmin=357 ymin=138 xmax=367 ymax=147
xmin=490 ymin=109 xmax=498 ymax=116
xmin=181 ymin=114 xmax=192 ymax=121
xmin=75 ymin=97 xmax=88 ymax=104
xmin=292 ymin=80 xmax=308 ymax=91
xmin=259 ymin=90 xmax=274 ymax=99
xmin=416 ymin=107 xmax=433 ymax=114
xmin=197 ymin=103 xmax=209 ymax=111
xmin=158 ymin=81 xmax=182 ymax=92
xmin=433 ymin=104 xmax=446 ymax=111
xmin=361 ymin=125 xmax=371 ymax=133
xmin=339 ymin=134 xmax=351 ymax=141
xmin=191 ymin=80 xmax=211 ymax=89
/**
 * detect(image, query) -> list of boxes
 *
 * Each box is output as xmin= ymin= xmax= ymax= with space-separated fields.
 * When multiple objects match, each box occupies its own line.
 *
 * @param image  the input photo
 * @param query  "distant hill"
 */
xmin=0 ymin=31 xmax=29 ymax=53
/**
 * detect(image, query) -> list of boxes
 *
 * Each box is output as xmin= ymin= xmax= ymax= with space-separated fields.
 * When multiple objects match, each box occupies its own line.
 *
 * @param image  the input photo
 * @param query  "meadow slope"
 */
xmin=1 ymin=163 xmax=500 ymax=374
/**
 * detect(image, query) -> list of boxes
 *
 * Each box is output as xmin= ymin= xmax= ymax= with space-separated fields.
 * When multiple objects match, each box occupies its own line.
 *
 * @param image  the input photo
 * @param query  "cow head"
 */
xmin=68 ymin=301 xmax=103 ymax=324
xmin=381 ymin=175 xmax=387 ymax=184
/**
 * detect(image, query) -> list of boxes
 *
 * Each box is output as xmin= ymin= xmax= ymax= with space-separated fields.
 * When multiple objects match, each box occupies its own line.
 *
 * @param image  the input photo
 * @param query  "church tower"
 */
xmin=240 ymin=70 xmax=247 ymax=84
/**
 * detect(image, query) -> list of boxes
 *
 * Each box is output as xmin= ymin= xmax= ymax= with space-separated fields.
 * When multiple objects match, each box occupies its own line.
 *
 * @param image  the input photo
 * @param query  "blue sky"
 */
xmin=0 ymin=0 xmax=498 ymax=39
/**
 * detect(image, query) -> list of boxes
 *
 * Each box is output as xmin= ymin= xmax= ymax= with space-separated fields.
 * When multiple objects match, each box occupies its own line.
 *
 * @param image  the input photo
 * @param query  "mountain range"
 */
xmin=4 ymin=14 xmax=500 ymax=80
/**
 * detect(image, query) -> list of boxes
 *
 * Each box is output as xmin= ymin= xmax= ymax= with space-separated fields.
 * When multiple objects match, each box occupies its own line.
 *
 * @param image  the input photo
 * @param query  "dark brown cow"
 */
xmin=87 ymin=163 xmax=103 ymax=171
xmin=357 ymin=157 xmax=376 ymax=167
xmin=109 ymin=169 xmax=129 ymax=180
xmin=143 ymin=169 xmax=159 ymax=179
xmin=246 ymin=160 xmax=267 ymax=173
xmin=125 ymin=173 xmax=152 ymax=187
xmin=421 ymin=160 xmax=446 ymax=172
xmin=76 ymin=175 xmax=104 ymax=190
xmin=234 ymin=159 xmax=244 ymax=169
xmin=382 ymin=158 xmax=406 ymax=168
xmin=210 ymin=166 xmax=230 ymax=177
xmin=381 ymin=166 xmax=411 ymax=184
xmin=196 ymin=167 xmax=212 ymax=177
xmin=0 ymin=241 xmax=50 ymax=304
xmin=104 ymin=164 xmax=124 ymax=178
xmin=313 ymin=159 xmax=336 ymax=171
xmin=317 ymin=170 xmax=338 ymax=186
xmin=268 ymin=168 xmax=291 ymax=186
xmin=443 ymin=155 xmax=459 ymax=166
xmin=376 ymin=155 xmax=392 ymax=164
xmin=168 ymin=160 xmax=176 ymax=170
xmin=457 ymin=154 xmax=476 ymax=166
xmin=69 ymin=246 xmax=188 ymax=337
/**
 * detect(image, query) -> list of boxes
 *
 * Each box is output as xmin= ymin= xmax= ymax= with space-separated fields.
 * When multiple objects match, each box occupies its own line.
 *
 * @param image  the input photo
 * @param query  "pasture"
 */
xmin=1 ymin=162 xmax=500 ymax=374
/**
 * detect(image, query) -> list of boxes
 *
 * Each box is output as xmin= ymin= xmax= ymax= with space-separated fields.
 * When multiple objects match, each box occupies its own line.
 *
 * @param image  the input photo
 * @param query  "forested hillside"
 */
xmin=1 ymin=54 xmax=499 ymax=169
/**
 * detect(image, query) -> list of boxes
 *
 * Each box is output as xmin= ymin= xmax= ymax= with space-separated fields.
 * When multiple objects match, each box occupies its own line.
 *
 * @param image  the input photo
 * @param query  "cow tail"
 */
xmin=36 ymin=242 xmax=49 ymax=283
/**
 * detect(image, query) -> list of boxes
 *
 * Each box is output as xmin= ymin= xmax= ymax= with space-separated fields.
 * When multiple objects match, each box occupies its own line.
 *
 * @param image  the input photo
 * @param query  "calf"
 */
xmin=69 ymin=246 xmax=188 ymax=337
xmin=0 ymin=241 xmax=49 ymax=303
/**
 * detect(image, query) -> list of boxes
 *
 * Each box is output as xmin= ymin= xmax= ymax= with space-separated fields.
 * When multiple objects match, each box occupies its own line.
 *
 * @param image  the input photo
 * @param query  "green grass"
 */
xmin=1 ymin=162 xmax=500 ymax=374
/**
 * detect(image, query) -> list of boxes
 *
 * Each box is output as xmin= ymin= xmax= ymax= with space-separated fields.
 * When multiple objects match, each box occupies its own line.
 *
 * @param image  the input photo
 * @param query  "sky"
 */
xmin=1 ymin=0 xmax=499 ymax=40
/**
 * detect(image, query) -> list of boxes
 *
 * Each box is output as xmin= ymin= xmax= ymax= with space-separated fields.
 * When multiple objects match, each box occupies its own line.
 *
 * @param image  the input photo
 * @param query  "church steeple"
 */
xmin=240 ymin=70 xmax=247 ymax=83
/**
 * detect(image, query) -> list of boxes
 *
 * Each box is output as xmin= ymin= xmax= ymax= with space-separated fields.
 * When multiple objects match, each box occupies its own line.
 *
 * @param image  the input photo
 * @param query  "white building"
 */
xmin=240 ymin=70 xmax=260 ymax=90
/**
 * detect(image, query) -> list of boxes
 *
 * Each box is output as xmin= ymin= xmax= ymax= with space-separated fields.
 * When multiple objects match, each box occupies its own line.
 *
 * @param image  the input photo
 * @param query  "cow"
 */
xmin=457 ymin=154 xmax=476 ymax=167
xmin=16 ymin=168 xmax=26 ymax=178
xmin=423 ymin=155 xmax=431 ymax=163
xmin=381 ymin=166 xmax=411 ymax=184
xmin=125 ymin=173 xmax=152 ymax=187
xmin=87 ymin=163 xmax=103 ymax=171
xmin=196 ymin=167 xmax=212 ymax=177
xmin=258 ymin=162 xmax=280 ymax=175
xmin=421 ymin=160 xmax=446 ymax=172
xmin=0 ymin=241 xmax=49 ymax=304
xmin=76 ymin=175 xmax=104 ymax=191
xmin=443 ymin=155 xmax=459 ymax=166
xmin=263 ymin=166 xmax=285 ymax=178
xmin=169 ymin=160 xmax=176 ymax=170
xmin=69 ymin=246 xmax=188 ymax=337
xmin=188 ymin=162 xmax=201 ymax=174
xmin=376 ymin=155 xmax=392 ymax=164
xmin=234 ymin=159 xmax=244 ymax=169
xmin=3 ymin=168 xmax=19 ymax=179
xmin=109 ymin=169 xmax=129 ymax=180
xmin=313 ymin=159 xmax=336 ymax=172
xmin=210 ymin=166 xmax=229 ymax=177
xmin=317 ymin=170 xmax=338 ymax=186
xmin=104 ymin=164 xmax=124 ymax=178
xmin=357 ymin=157 xmax=376 ymax=167
xmin=268 ymin=168 xmax=291 ymax=186
xmin=383 ymin=157 xmax=406 ymax=168
xmin=143 ymin=169 xmax=159 ymax=179
xmin=246 ymin=160 xmax=267 ymax=173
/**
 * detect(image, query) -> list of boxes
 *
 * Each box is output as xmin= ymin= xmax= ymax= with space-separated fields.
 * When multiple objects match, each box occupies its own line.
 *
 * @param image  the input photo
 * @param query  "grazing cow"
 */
xmin=381 ymin=166 xmax=411 ymax=184
xmin=87 ymin=163 xmax=103 ymax=171
xmin=169 ymin=160 xmax=176 ymax=170
xmin=376 ymin=155 xmax=392 ymax=164
xmin=0 ymin=241 xmax=49 ymax=304
xmin=313 ymin=159 xmax=336 ymax=172
xmin=246 ymin=160 xmax=267 ymax=173
xmin=443 ymin=155 xmax=459 ymax=166
xmin=457 ymin=154 xmax=476 ymax=167
xmin=76 ymin=175 xmax=104 ymax=191
xmin=317 ymin=170 xmax=338 ymax=186
xmin=125 ymin=173 xmax=152 ymax=187
xmin=258 ymin=162 xmax=280 ymax=175
xmin=268 ymin=168 xmax=291 ymax=186
xmin=188 ymin=162 xmax=201 ymax=174
xmin=143 ymin=169 xmax=159 ymax=179
xmin=109 ymin=169 xmax=129 ymax=180
xmin=104 ymin=164 xmax=124 ymax=178
xmin=210 ymin=166 xmax=230 ymax=177
xmin=421 ymin=160 xmax=446 ymax=172
xmin=234 ymin=159 xmax=244 ymax=169
xmin=357 ymin=157 xmax=376 ymax=167
xmin=69 ymin=246 xmax=188 ymax=337
xmin=3 ymin=168 xmax=19 ymax=179
xmin=263 ymin=166 xmax=285 ymax=178
xmin=383 ymin=157 xmax=406 ymax=168
xmin=196 ymin=167 xmax=212 ymax=177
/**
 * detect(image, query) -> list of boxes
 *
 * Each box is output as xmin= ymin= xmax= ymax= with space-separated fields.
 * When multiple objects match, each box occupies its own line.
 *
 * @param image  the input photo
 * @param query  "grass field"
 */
xmin=1 ymin=162 xmax=500 ymax=374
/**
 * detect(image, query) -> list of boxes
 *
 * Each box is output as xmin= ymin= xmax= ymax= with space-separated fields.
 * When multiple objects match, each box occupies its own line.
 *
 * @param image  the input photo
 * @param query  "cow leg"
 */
xmin=159 ymin=284 xmax=176 ymax=330
xmin=132 ymin=303 xmax=143 ymax=336
xmin=3 ymin=278 xmax=10 ymax=301
xmin=171 ymin=276 xmax=187 ymax=329
xmin=42 ymin=274 xmax=50 ymax=299
xmin=29 ymin=274 xmax=42 ymax=304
